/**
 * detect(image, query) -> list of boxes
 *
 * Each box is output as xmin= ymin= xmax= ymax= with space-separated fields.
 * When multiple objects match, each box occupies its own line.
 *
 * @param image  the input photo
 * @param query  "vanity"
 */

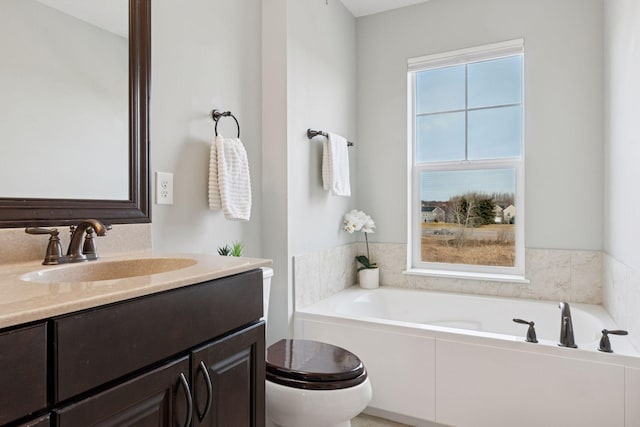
xmin=0 ymin=254 xmax=270 ymax=427
xmin=0 ymin=1 xmax=271 ymax=424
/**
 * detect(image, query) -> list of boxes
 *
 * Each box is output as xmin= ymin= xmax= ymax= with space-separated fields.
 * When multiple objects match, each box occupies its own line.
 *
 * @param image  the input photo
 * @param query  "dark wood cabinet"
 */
xmin=55 ymin=357 xmax=191 ymax=427
xmin=192 ymin=322 xmax=265 ymax=427
xmin=53 ymin=269 xmax=262 ymax=403
xmin=0 ymin=323 xmax=47 ymax=425
xmin=0 ymin=269 xmax=265 ymax=427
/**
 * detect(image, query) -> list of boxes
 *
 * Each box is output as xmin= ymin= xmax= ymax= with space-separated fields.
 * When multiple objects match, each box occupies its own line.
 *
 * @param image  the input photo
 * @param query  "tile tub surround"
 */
xmin=293 ymin=243 xmax=357 ymax=309
xmin=0 ymin=223 xmax=152 ymax=264
xmin=294 ymin=242 xmax=603 ymax=309
xmin=604 ymin=253 xmax=640 ymax=353
xmin=360 ymin=243 xmax=603 ymax=304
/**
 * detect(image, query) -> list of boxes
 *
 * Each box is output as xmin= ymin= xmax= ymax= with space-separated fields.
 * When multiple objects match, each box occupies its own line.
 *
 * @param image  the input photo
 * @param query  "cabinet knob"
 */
xmin=196 ymin=360 xmax=214 ymax=421
xmin=177 ymin=373 xmax=193 ymax=427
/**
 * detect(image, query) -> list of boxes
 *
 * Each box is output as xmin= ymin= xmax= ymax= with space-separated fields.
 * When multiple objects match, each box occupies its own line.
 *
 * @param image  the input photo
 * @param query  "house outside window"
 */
xmin=407 ymin=39 xmax=525 ymax=279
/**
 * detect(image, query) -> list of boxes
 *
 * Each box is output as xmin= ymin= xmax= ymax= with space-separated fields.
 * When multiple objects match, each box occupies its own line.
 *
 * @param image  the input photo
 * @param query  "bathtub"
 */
xmin=294 ymin=287 xmax=640 ymax=427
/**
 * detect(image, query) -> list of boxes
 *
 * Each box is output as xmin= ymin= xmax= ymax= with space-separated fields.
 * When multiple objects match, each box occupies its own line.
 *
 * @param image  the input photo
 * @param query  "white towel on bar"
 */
xmin=322 ymin=132 xmax=351 ymax=197
xmin=208 ymin=136 xmax=222 ymax=211
xmin=208 ymin=135 xmax=252 ymax=221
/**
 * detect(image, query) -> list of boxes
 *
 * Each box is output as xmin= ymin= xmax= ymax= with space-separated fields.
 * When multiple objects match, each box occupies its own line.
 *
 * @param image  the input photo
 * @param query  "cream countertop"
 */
xmin=0 ymin=251 xmax=272 ymax=329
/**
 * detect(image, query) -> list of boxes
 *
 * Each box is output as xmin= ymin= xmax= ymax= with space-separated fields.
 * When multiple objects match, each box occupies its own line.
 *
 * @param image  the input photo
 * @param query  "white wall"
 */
xmin=151 ymin=0 xmax=262 ymax=256
xmin=603 ymin=0 xmax=640 ymax=351
xmin=262 ymin=0 xmax=358 ymax=343
xmin=604 ymin=0 xmax=640 ymax=271
xmin=356 ymin=0 xmax=604 ymax=251
xmin=287 ymin=1 xmax=358 ymax=256
xmin=262 ymin=0 xmax=291 ymax=345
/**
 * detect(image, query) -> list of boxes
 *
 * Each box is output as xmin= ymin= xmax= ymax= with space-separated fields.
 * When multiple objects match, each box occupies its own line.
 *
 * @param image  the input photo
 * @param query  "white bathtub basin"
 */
xmin=340 ymin=288 xmax=609 ymax=345
xmin=295 ymin=286 xmax=640 ymax=427
xmin=299 ymin=286 xmax=632 ymax=349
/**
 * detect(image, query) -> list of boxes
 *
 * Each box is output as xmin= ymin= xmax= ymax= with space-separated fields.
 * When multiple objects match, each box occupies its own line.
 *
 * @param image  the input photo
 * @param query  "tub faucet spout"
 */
xmin=558 ymin=302 xmax=577 ymax=348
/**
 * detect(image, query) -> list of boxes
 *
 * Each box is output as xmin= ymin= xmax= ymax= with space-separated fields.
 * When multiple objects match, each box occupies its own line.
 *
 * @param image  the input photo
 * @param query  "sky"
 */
xmin=415 ymin=55 xmax=522 ymax=202
xmin=421 ymin=168 xmax=516 ymax=202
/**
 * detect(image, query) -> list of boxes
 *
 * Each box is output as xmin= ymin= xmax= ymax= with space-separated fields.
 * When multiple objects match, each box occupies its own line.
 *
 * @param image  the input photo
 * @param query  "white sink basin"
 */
xmin=20 ymin=257 xmax=199 ymax=283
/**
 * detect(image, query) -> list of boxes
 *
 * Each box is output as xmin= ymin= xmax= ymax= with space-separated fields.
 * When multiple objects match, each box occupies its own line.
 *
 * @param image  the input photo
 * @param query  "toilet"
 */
xmin=261 ymin=267 xmax=372 ymax=427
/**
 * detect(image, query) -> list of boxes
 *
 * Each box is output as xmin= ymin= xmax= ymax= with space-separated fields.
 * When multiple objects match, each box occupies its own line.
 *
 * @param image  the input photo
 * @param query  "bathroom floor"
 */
xmin=352 ymin=414 xmax=412 ymax=427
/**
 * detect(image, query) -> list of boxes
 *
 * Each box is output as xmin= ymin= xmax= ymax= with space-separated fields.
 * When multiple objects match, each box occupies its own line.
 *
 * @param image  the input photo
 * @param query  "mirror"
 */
xmin=0 ymin=0 xmax=150 ymax=228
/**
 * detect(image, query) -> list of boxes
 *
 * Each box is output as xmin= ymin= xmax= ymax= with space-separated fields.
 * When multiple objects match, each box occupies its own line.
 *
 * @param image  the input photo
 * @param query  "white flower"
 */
xmin=362 ymin=217 xmax=376 ymax=234
xmin=343 ymin=209 xmax=377 ymax=269
xmin=343 ymin=209 xmax=375 ymax=234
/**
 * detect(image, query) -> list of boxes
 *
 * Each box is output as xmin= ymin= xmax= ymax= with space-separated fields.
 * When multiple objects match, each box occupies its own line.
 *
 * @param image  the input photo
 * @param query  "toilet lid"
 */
xmin=266 ymin=339 xmax=367 ymax=390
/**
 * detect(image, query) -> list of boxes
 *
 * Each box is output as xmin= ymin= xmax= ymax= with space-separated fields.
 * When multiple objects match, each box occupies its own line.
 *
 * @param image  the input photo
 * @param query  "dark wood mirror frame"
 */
xmin=0 ymin=0 xmax=151 ymax=228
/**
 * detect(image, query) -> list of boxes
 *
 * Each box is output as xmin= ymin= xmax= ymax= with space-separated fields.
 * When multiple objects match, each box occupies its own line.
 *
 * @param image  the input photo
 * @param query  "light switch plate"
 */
xmin=156 ymin=172 xmax=174 ymax=205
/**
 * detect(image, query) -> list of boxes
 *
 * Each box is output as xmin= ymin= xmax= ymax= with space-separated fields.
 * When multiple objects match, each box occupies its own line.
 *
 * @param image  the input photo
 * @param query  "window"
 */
xmin=408 ymin=40 xmax=524 ymax=278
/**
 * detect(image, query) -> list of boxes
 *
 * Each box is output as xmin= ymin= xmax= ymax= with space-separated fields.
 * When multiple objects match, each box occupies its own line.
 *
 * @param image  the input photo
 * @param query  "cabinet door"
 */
xmin=192 ymin=322 xmax=265 ymax=427
xmin=54 ymin=269 xmax=262 ymax=402
xmin=0 ymin=323 xmax=47 ymax=425
xmin=55 ymin=356 xmax=192 ymax=427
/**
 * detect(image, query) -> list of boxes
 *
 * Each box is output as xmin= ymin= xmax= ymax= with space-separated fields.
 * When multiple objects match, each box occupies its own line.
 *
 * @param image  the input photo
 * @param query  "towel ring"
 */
xmin=212 ymin=109 xmax=240 ymax=138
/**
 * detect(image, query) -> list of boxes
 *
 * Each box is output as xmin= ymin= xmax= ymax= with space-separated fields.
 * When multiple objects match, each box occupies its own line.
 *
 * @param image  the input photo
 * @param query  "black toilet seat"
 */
xmin=266 ymin=339 xmax=368 ymax=390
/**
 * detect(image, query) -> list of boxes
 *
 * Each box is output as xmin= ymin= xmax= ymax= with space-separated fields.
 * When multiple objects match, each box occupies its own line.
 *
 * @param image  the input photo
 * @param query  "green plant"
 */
xmin=217 ymin=241 xmax=244 ymax=257
xmin=229 ymin=241 xmax=243 ymax=257
xmin=217 ymin=244 xmax=232 ymax=256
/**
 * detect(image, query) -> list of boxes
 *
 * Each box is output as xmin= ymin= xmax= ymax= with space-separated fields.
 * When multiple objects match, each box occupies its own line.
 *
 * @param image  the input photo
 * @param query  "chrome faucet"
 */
xmin=66 ymin=219 xmax=108 ymax=263
xmin=558 ymin=302 xmax=577 ymax=348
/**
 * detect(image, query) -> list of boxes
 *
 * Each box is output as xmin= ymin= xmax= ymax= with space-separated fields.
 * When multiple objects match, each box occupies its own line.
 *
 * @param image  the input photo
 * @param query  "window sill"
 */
xmin=403 ymin=268 xmax=530 ymax=284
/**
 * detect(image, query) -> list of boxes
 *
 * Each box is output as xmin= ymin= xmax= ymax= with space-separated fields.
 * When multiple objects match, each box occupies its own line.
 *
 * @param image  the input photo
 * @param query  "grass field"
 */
xmin=421 ymin=223 xmax=515 ymax=266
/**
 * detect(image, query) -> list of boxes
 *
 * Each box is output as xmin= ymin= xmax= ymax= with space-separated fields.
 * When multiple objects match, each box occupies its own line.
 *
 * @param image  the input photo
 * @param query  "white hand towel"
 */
xmin=322 ymin=132 xmax=351 ymax=196
xmin=216 ymin=135 xmax=252 ymax=221
xmin=208 ymin=136 xmax=222 ymax=210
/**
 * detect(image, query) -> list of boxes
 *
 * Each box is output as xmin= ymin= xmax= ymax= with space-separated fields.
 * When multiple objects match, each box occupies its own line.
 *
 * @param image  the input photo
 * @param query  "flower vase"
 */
xmin=358 ymin=267 xmax=379 ymax=289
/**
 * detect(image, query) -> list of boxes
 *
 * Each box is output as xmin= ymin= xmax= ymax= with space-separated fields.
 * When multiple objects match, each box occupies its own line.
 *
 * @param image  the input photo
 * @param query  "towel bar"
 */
xmin=307 ymin=129 xmax=354 ymax=146
xmin=212 ymin=110 xmax=240 ymax=138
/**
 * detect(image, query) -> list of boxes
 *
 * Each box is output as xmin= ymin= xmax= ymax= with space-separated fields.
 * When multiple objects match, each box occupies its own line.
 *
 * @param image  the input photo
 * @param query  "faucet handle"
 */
xmin=82 ymin=227 xmax=99 ymax=260
xmin=81 ymin=224 xmax=110 ymax=259
xmin=598 ymin=329 xmax=629 ymax=353
xmin=513 ymin=318 xmax=538 ymax=343
xmin=25 ymin=227 xmax=67 ymax=265
xmin=25 ymin=227 xmax=57 ymax=235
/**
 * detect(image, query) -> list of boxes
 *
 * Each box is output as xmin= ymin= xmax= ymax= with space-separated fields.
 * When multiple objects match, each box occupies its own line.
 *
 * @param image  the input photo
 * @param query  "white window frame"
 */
xmin=406 ymin=39 xmax=526 ymax=282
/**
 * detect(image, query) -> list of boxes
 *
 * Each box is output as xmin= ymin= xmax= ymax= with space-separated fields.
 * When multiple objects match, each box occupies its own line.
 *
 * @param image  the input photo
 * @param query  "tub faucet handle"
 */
xmin=598 ymin=329 xmax=628 ymax=353
xmin=513 ymin=318 xmax=538 ymax=343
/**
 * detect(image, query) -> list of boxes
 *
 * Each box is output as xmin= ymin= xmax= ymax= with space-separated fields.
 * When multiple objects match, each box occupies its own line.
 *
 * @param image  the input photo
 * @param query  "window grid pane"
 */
xmin=468 ymin=105 xmax=522 ymax=160
xmin=416 ymin=65 xmax=466 ymax=114
xmin=468 ymin=56 xmax=523 ymax=108
xmin=416 ymin=112 xmax=466 ymax=162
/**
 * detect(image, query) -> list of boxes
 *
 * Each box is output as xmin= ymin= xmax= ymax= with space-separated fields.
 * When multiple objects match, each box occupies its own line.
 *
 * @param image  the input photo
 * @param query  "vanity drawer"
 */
xmin=0 ymin=323 xmax=48 ymax=425
xmin=53 ymin=269 xmax=262 ymax=402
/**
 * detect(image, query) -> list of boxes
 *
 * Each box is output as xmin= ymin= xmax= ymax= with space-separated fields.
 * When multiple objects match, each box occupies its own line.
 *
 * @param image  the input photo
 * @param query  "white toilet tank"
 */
xmin=261 ymin=267 xmax=273 ymax=322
